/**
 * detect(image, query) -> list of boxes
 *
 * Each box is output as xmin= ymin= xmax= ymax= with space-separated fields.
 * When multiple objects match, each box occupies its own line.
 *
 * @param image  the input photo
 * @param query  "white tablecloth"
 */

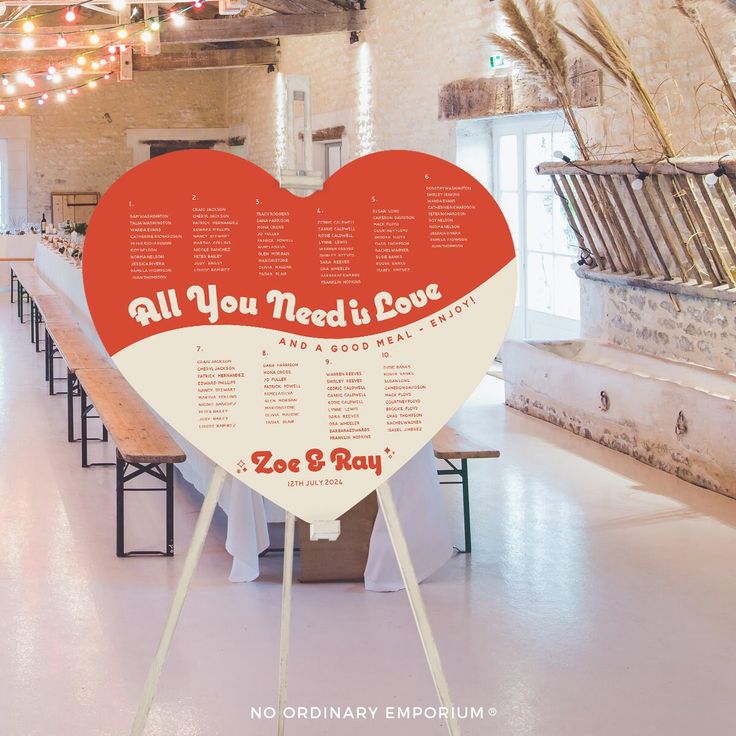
xmin=33 ymin=242 xmax=453 ymax=591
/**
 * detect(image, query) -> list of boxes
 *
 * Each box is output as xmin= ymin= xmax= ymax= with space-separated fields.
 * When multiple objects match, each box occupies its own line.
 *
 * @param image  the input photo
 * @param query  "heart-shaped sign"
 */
xmin=83 ymin=149 xmax=515 ymax=522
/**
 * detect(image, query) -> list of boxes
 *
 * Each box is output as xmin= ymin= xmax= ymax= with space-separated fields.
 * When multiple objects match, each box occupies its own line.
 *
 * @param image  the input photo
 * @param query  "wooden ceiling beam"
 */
xmin=0 ymin=11 xmax=368 ymax=50
xmin=0 ymin=45 xmax=278 ymax=72
xmin=250 ymin=0 xmax=352 ymax=12
xmin=161 ymin=10 xmax=368 ymax=43
xmin=133 ymin=45 xmax=279 ymax=71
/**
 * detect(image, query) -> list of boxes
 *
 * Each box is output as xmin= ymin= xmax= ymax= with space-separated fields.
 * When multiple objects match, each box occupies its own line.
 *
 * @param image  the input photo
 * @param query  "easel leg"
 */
xmin=376 ymin=482 xmax=462 ymax=736
xmin=129 ymin=466 xmax=227 ymax=736
xmin=277 ymin=512 xmax=296 ymax=736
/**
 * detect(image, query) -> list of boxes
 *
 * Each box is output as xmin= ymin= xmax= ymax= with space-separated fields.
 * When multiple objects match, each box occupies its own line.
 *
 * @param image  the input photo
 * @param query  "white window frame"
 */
xmin=490 ymin=111 xmax=581 ymax=341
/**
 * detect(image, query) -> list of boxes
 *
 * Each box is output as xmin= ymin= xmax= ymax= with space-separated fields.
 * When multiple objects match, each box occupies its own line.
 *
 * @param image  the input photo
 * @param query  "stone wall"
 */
xmin=581 ymin=269 xmax=736 ymax=373
xmin=12 ymin=70 xmax=227 ymax=222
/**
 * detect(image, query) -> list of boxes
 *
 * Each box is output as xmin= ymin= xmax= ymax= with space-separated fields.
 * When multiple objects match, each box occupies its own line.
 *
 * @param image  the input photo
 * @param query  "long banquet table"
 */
xmin=33 ymin=242 xmax=453 ymax=591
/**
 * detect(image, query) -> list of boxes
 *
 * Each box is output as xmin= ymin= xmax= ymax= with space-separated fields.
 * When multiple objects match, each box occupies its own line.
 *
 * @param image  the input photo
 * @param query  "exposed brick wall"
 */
xmin=17 ymin=70 xmax=227 ymax=220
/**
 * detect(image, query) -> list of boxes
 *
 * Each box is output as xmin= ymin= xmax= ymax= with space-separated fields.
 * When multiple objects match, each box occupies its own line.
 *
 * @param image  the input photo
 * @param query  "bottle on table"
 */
xmin=41 ymin=212 xmax=47 ymax=234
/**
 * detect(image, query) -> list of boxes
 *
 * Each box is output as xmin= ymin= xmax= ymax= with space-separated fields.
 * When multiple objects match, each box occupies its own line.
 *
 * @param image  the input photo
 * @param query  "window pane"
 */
xmin=552 ymin=192 xmax=577 ymax=256
xmin=526 ymin=133 xmax=553 ymax=191
xmin=498 ymin=135 xmax=518 ymax=191
xmin=499 ymin=191 xmax=519 ymax=252
xmin=553 ymin=130 xmax=578 ymax=161
xmin=527 ymin=252 xmax=554 ymax=314
xmin=526 ymin=192 xmax=555 ymax=253
xmin=553 ymin=256 xmax=581 ymax=320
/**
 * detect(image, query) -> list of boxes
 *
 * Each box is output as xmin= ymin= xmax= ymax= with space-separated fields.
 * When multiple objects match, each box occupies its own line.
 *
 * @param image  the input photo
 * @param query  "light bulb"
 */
xmin=194 ymin=0 xmax=203 ymax=7
xmin=99 ymin=58 xmax=107 ymax=67
xmin=109 ymin=54 xmax=116 ymax=62
xmin=52 ymin=74 xmax=62 ymax=83
xmin=553 ymin=150 xmax=565 ymax=160
xmin=77 ymin=55 xmax=86 ymax=66
xmin=704 ymin=173 xmax=719 ymax=187
xmin=172 ymin=12 xmax=185 ymax=27
xmin=1 ymin=78 xmax=7 ymax=86
xmin=57 ymin=34 xmax=67 ymax=47
xmin=47 ymin=65 xmax=56 ymax=75
xmin=111 ymin=0 xmax=125 ymax=10
xmin=37 ymin=98 xmax=44 ymax=106
xmin=64 ymin=8 xmax=76 ymax=22
xmin=89 ymin=80 xmax=97 ymax=88
xmin=56 ymin=92 xmax=67 ymax=102
xmin=20 ymin=36 xmax=34 ymax=50
xmin=91 ymin=61 xmax=100 ymax=70
xmin=104 ymin=74 xmax=110 ymax=80
xmin=22 ymin=19 xmax=34 ymax=33
xmin=117 ymin=27 xmax=128 ymax=39
xmin=0 ymin=104 xmax=5 ymax=112
xmin=6 ymin=84 xmax=15 ymax=94
xmin=26 ymin=78 xmax=35 ymax=88
xmin=631 ymin=177 xmax=645 ymax=191
xmin=141 ymin=29 xmax=152 ymax=42
xmin=42 ymin=93 xmax=48 ymax=100
xmin=72 ymin=88 xmax=78 ymax=95
xmin=150 ymin=19 xmax=160 ymax=31
xmin=17 ymin=98 xmax=25 ymax=108
xmin=15 ymin=71 xmax=26 ymax=83
xmin=89 ymin=32 xmax=100 ymax=45
xmin=108 ymin=45 xmax=117 ymax=54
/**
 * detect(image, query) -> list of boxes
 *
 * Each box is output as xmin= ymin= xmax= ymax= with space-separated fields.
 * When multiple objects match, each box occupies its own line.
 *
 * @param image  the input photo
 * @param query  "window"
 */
xmin=492 ymin=113 xmax=580 ymax=340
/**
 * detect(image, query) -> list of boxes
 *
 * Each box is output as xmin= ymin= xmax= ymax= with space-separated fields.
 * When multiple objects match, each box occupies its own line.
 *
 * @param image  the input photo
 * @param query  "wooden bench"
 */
xmin=33 ymin=294 xmax=80 ymax=391
xmin=5 ymin=257 xmax=35 ymax=305
xmin=43 ymin=325 xmax=110 ymax=442
xmin=432 ymin=422 xmax=500 ymax=554
xmin=76 ymin=368 xmax=186 ymax=557
xmin=11 ymin=263 xmax=55 ymax=348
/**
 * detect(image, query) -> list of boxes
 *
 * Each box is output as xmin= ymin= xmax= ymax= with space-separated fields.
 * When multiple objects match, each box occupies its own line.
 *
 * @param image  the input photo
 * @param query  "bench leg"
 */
xmin=44 ymin=328 xmax=51 ymax=382
xmin=10 ymin=268 xmax=15 ymax=303
xmin=67 ymin=371 xmax=76 ymax=442
xmin=116 ymin=456 xmax=175 ymax=557
xmin=79 ymin=385 xmax=113 ymax=468
xmin=48 ymin=332 xmax=55 ymax=395
xmin=34 ymin=305 xmax=44 ymax=353
xmin=460 ymin=459 xmax=471 ymax=554
xmin=29 ymin=300 xmax=35 ymax=344
xmin=116 ymin=456 xmax=125 ymax=557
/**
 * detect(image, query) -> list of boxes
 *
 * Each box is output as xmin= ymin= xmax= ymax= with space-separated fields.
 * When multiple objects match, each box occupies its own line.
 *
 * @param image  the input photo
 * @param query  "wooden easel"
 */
xmin=129 ymin=470 xmax=462 ymax=736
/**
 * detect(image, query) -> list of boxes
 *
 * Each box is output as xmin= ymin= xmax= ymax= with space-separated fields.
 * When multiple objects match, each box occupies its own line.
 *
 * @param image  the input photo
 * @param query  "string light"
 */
xmin=64 ymin=7 xmax=77 ymax=23
xmin=17 ymin=98 xmax=25 ymax=108
xmin=111 ymin=0 xmax=125 ymax=10
xmin=6 ymin=84 xmax=15 ymax=94
xmin=47 ymin=65 xmax=56 ymax=75
xmin=117 ymin=28 xmax=128 ymax=39
xmin=56 ymin=91 xmax=67 ymax=102
xmin=141 ymin=29 xmax=152 ymax=43
xmin=91 ymin=61 xmax=100 ymax=70
xmin=88 ymin=80 xmax=97 ymax=88
xmin=20 ymin=36 xmax=34 ymax=50
xmin=150 ymin=19 xmax=161 ymax=31
xmin=22 ymin=19 xmax=34 ymax=33
xmin=705 ymin=162 xmax=727 ymax=187
xmin=77 ymin=55 xmax=87 ymax=66
xmin=172 ymin=11 xmax=185 ymax=27
xmin=57 ymin=34 xmax=67 ymax=48
xmin=89 ymin=32 xmax=100 ymax=45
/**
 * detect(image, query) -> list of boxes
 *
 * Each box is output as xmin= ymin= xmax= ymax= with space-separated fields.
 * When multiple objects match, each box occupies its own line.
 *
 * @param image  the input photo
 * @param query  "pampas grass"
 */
xmin=674 ymin=0 xmax=736 ymax=121
xmin=558 ymin=0 xmax=677 ymax=158
xmin=489 ymin=0 xmax=592 ymax=158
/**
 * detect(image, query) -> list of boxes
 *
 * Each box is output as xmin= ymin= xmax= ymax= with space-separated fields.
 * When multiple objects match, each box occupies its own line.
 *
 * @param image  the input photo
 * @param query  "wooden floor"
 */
xmin=1 ymin=294 xmax=735 ymax=735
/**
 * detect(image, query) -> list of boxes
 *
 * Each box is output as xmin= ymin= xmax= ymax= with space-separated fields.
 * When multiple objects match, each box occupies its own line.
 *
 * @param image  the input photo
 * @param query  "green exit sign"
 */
xmin=490 ymin=54 xmax=509 ymax=69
